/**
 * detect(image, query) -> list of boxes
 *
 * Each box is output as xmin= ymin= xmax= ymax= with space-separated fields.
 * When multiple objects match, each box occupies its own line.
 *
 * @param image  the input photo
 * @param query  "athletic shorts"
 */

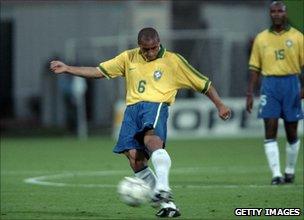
xmin=258 ymin=75 xmax=303 ymax=121
xmin=113 ymin=102 xmax=169 ymax=155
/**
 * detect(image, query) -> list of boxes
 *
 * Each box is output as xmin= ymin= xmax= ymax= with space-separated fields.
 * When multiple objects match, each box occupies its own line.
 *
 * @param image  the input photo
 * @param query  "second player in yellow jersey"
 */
xmin=246 ymin=1 xmax=303 ymax=186
xmin=249 ymin=25 xmax=303 ymax=76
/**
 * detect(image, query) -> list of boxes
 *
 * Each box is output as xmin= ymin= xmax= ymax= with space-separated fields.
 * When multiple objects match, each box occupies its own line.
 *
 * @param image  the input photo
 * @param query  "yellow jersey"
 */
xmin=98 ymin=45 xmax=211 ymax=105
xmin=249 ymin=26 xmax=304 ymax=76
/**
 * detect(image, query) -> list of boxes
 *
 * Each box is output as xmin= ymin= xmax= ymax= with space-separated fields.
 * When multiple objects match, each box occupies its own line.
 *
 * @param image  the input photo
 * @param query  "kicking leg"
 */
xmin=124 ymin=149 xmax=156 ymax=189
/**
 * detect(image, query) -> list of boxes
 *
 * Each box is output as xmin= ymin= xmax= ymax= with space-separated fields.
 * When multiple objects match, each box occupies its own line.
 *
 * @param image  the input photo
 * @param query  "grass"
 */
xmin=1 ymin=136 xmax=303 ymax=219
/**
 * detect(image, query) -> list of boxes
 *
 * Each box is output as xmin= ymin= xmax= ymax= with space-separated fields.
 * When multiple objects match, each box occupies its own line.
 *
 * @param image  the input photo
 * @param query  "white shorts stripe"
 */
xmin=153 ymin=103 xmax=163 ymax=128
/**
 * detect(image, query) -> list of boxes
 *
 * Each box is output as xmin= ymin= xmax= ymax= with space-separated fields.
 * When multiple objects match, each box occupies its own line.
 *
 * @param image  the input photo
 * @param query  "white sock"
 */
xmin=264 ymin=140 xmax=282 ymax=178
xmin=285 ymin=139 xmax=300 ymax=174
xmin=151 ymin=149 xmax=171 ymax=192
xmin=134 ymin=166 xmax=156 ymax=190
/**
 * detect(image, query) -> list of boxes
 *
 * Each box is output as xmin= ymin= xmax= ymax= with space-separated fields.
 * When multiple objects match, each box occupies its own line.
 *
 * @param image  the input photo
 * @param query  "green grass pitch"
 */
xmin=1 ymin=137 xmax=303 ymax=219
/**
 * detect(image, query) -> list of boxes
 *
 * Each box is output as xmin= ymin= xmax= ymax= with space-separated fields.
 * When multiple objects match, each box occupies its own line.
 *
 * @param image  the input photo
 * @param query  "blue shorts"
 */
xmin=258 ymin=75 xmax=303 ymax=121
xmin=113 ymin=102 xmax=169 ymax=156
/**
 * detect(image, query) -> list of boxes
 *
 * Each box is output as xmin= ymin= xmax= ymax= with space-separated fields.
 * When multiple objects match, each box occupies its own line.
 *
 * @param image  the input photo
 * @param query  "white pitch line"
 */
xmin=6 ymin=165 xmax=296 ymax=175
xmin=23 ymin=169 xmax=304 ymax=189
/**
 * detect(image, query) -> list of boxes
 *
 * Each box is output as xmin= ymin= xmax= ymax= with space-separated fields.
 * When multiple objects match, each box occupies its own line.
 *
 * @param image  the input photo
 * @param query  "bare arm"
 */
xmin=246 ymin=70 xmax=260 ymax=113
xmin=205 ymin=85 xmax=231 ymax=120
xmin=50 ymin=60 xmax=105 ymax=78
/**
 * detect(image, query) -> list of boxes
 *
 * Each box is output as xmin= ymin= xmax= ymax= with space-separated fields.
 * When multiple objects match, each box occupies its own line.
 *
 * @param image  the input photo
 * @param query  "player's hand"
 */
xmin=50 ymin=60 xmax=68 ymax=74
xmin=218 ymin=104 xmax=231 ymax=121
xmin=246 ymin=94 xmax=254 ymax=113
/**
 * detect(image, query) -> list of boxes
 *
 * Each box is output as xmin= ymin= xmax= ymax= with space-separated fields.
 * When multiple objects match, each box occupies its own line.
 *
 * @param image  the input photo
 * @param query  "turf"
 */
xmin=1 ymin=137 xmax=303 ymax=219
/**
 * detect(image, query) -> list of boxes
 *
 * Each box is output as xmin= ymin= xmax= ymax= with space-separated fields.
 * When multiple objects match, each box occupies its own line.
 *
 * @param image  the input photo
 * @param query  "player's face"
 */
xmin=139 ymin=38 xmax=160 ymax=61
xmin=270 ymin=4 xmax=286 ymax=26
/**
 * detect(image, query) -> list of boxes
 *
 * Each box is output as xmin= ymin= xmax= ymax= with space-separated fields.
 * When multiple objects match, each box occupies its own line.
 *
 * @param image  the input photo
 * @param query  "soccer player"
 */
xmin=246 ymin=1 xmax=303 ymax=185
xmin=50 ymin=27 xmax=231 ymax=217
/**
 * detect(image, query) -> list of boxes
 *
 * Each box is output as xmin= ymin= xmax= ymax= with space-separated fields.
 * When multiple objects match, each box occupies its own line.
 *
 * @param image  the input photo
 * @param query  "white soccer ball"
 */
xmin=117 ymin=176 xmax=151 ymax=207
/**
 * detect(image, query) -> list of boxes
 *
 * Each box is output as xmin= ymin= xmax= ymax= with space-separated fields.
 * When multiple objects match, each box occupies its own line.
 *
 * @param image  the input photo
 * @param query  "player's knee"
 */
xmin=144 ymin=135 xmax=163 ymax=151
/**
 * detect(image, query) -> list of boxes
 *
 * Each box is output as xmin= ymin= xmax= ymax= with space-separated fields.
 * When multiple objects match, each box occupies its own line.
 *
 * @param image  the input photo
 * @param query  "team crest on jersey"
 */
xmin=285 ymin=39 xmax=293 ymax=48
xmin=153 ymin=70 xmax=163 ymax=81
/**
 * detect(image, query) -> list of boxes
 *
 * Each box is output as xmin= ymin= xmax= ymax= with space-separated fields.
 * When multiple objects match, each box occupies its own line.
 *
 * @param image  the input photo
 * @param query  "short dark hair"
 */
xmin=137 ymin=27 xmax=160 ymax=44
xmin=270 ymin=1 xmax=286 ymax=11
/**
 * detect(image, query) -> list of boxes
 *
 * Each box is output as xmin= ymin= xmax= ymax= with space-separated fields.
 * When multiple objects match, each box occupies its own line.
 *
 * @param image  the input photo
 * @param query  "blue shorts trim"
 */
xmin=113 ymin=102 xmax=169 ymax=154
xmin=258 ymin=75 xmax=304 ymax=121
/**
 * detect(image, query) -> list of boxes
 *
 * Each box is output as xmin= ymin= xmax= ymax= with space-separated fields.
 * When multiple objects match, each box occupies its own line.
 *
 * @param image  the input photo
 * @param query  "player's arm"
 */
xmin=174 ymin=53 xmax=230 ymax=120
xmin=205 ymin=85 xmax=231 ymax=121
xmin=50 ymin=60 xmax=105 ymax=78
xmin=246 ymin=35 xmax=261 ymax=113
xmin=246 ymin=70 xmax=260 ymax=113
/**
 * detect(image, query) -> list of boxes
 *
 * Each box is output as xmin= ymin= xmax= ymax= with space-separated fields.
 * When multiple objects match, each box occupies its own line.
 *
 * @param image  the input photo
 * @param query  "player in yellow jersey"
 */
xmin=50 ymin=27 xmax=231 ymax=218
xmin=246 ymin=1 xmax=304 ymax=185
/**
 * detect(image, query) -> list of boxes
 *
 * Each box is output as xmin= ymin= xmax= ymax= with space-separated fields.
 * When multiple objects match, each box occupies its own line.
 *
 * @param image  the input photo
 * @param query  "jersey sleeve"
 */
xmin=249 ymin=36 xmax=261 ymax=72
xmin=97 ymin=51 xmax=127 ymax=79
xmin=174 ymin=54 xmax=211 ymax=94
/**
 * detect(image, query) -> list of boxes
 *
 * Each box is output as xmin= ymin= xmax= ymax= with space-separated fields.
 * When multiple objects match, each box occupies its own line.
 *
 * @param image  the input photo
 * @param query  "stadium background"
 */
xmin=1 ymin=0 xmax=303 ymax=137
xmin=1 ymin=1 xmax=303 ymax=219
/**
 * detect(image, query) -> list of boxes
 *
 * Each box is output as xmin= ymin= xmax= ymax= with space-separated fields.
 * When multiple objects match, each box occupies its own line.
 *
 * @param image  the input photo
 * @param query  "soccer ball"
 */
xmin=117 ymin=176 xmax=151 ymax=207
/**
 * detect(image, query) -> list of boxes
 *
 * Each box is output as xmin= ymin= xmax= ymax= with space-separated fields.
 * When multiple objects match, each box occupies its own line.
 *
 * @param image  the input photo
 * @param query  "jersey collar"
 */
xmin=156 ymin=44 xmax=166 ymax=59
xmin=269 ymin=24 xmax=291 ymax=35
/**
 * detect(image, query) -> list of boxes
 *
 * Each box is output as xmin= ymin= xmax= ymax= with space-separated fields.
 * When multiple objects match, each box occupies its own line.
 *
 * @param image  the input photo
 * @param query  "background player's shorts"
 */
xmin=258 ymin=75 xmax=303 ymax=121
xmin=113 ymin=102 xmax=169 ymax=156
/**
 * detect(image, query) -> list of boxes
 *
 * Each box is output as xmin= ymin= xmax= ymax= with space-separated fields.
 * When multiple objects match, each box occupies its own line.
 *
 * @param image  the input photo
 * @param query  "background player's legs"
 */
xmin=283 ymin=121 xmax=300 ymax=183
xmin=263 ymin=119 xmax=284 ymax=184
xmin=124 ymin=149 xmax=156 ymax=189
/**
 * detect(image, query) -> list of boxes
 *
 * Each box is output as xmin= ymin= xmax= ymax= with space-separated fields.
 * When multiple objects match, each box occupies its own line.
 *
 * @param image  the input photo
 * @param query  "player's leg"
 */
xmin=263 ymin=118 xmax=284 ymax=185
xmin=144 ymin=130 xmax=180 ymax=218
xmin=258 ymin=77 xmax=284 ymax=185
xmin=113 ymin=105 xmax=157 ymax=190
xmin=283 ymin=121 xmax=300 ymax=183
xmin=136 ymin=102 xmax=180 ymax=217
xmin=138 ymin=102 xmax=172 ymax=194
xmin=281 ymin=75 xmax=303 ymax=183
xmin=124 ymin=149 xmax=156 ymax=189
xmin=144 ymin=130 xmax=171 ymax=192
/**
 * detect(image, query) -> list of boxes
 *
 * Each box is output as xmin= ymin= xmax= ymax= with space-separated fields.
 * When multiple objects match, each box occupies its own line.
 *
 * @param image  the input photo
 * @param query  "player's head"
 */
xmin=269 ymin=1 xmax=287 ymax=26
xmin=138 ymin=27 xmax=160 ymax=61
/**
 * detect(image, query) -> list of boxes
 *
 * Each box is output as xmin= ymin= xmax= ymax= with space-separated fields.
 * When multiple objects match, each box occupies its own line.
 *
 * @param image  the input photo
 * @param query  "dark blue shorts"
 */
xmin=113 ymin=102 xmax=169 ymax=155
xmin=258 ymin=75 xmax=303 ymax=121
